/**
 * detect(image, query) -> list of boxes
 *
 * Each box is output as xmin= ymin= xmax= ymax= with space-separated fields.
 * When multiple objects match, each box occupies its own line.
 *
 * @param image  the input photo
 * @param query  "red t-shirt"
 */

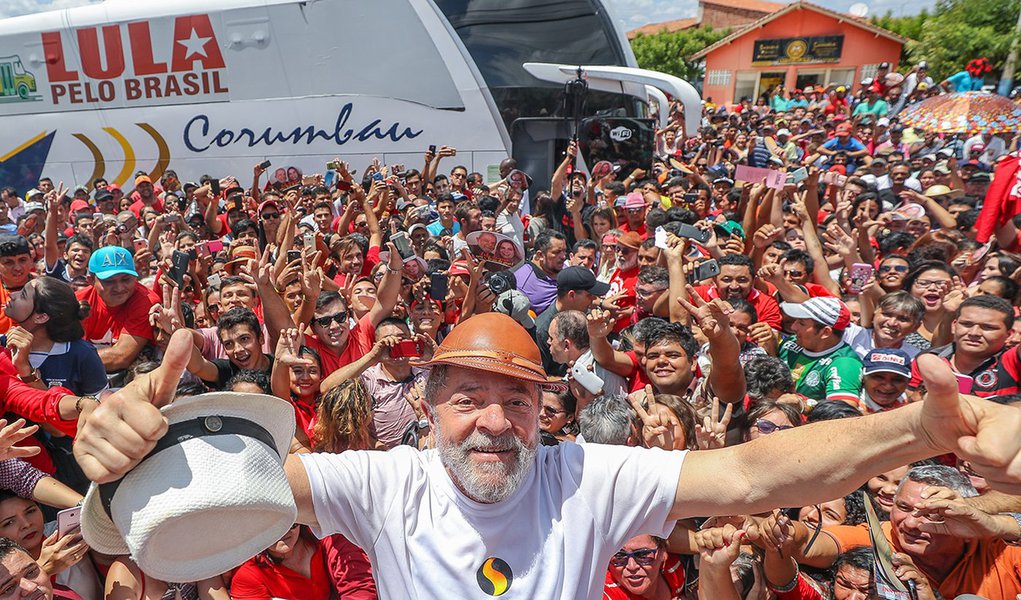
xmin=231 ymin=543 xmax=332 ymax=600
xmin=602 ymin=553 xmax=685 ymax=599
xmin=608 ymin=265 xmax=640 ymax=333
xmin=303 ymin=314 xmax=376 ymax=378
xmin=626 ymin=350 xmax=652 ymax=393
xmin=331 ymin=245 xmax=381 ymax=289
xmin=76 ymin=283 xmax=158 ymax=346
xmin=618 ymin=220 xmax=648 ymax=240
xmin=129 ymin=197 xmax=164 ymax=218
xmin=693 ymin=284 xmax=782 ymax=330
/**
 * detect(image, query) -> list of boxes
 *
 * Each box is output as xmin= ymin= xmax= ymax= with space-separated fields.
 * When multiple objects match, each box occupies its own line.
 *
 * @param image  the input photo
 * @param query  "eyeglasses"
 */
xmin=755 ymin=419 xmax=794 ymax=434
xmin=261 ymin=212 xmax=280 ymax=220
xmin=610 ymin=548 xmax=658 ymax=567
xmin=541 ymin=405 xmax=566 ymax=417
xmin=636 ymin=286 xmax=667 ymax=298
xmin=914 ymin=279 xmax=949 ymax=290
xmin=626 ymin=207 xmax=644 ymax=213
xmin=878 ymin=264 xmax=908 ymax=273
xmin=313 ymin=311 xmax=349 ymax=327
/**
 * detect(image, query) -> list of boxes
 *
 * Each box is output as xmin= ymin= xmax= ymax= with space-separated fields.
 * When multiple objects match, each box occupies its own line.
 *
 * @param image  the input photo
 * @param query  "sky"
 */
xmin=1 ymin=0 xmax=938 ymax=30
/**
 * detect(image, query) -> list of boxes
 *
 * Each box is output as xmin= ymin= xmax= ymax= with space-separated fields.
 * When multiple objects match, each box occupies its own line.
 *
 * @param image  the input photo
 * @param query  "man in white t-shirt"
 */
xmin=74 ymin=312 xmax=1021 ymax=599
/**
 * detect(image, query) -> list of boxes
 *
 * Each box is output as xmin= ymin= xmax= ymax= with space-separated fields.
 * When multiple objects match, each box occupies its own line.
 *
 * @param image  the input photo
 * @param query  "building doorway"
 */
xmin=758 ymin=71 xmax=786 ymax=96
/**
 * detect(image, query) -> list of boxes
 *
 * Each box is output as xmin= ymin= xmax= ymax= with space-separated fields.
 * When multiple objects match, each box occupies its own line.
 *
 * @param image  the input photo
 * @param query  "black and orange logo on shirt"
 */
xmin=476 ymin=557 xmax=513 ymax=596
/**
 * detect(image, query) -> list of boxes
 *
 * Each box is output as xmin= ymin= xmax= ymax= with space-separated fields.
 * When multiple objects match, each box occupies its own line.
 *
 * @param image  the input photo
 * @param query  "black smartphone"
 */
xmin=428 ymin=144 xmax=437 ymax=154
xmin=259 ymin=160 xmax=272 ymax=170
xmin=169 ymin=250 xmax=192 ymax=288
xmin=683 ymin=192 xmax=699 ymax=203
xmin=286 ymin=250 xmax=302 ymax=263
xmin=177 ymin=197 xmax=187 ymax=211
xmin=429 ymin=272 xmax=449 ymax=301
xmin=210 ymin=179 xmax=221 ymax=196
xmin=690 ymin=259 xmax=721 ymax=283
xmin=675 ymin=223 xmax=711 ymax=245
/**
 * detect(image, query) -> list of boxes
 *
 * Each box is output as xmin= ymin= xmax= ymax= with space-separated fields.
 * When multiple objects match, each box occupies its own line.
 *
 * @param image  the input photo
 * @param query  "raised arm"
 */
xmin=676 ymin=288 xmax=745 ymax=404
xmin=670 ymin=354 xmax=1021 ymax=520
xmin=43 ymin=186 xmax=65 ymax=272
xmin=585 ymin=308 xmax=637 ymax=378
xmin=550 ymin=139 xmax=577 ymax=200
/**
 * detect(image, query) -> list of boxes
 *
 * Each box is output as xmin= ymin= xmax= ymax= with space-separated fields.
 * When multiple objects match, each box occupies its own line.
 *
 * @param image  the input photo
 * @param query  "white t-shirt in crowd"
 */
xmin=842 ymin=322 xmax=920 ymax=360
xmin=300 ymin=443 xmax=685 ymax=599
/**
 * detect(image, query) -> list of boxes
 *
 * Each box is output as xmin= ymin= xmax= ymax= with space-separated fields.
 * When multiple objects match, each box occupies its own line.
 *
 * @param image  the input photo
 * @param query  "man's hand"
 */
xmin=626 ymin=385 xmax=676 ymax=450
xmin=275 ymin=329 xmax=313 ymax=368
xmin=913 ymin=492 xmax=1020 ymax=540
xmin=891 ymin=553 xmax=939 ymax=600
xmin=693 ymin=524 xmax=745 ymax=568
xmin=73 ymin=330 xmax=194 ymax=483
xmin=916 ymin=354 xmax=1021 ymax=493
xmin=586 ymin=307 xmax=617 ymax=340
xmin=676 ymin=285 xmax=733 ymax=340
xmin=751 ymin=224 xmax=782 ymax=249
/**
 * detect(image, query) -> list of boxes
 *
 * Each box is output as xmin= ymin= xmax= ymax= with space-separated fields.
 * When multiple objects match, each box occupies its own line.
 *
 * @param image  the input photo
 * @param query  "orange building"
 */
xmin=690 ymin=1 xmax=906 ymax=106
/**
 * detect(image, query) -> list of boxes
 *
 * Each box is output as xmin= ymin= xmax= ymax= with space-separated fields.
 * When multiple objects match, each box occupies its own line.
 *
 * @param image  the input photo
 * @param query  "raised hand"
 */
xmin=890 ymin=553 xmax=939 ymax=600
xmin=6 ymin=326 xmax=34 ymax=377
xmin=751 ymin=224 xmax=782 ymax=249
xmin=915 ymin=354 xmax=1021 ymax=493
xmin=74 ymin=330 xmax=195 ymax=483
xmin=695 ymin=396 xmax=732 ymax=450
xmin=693 ymin=524 xmax=745 ymax=568
xmin=586 ymin=307 xmax=617 ymax=340
xmin=0 ymin=419 xmax=40 ymax=462
xmin=626 ymin=385 xmax=676 ymax=450
xmin=676 ymin=284 xmax=733 ymax=340
xmin=38 ymin=529 xmax=88 ymax=576
xmin=275 ymin=328 xmax=313 ymax=368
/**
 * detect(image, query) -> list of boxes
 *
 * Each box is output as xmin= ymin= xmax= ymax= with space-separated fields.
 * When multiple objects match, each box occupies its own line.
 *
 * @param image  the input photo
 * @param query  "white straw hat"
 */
xmin=81 ymin=392 xmax=296 ymax=582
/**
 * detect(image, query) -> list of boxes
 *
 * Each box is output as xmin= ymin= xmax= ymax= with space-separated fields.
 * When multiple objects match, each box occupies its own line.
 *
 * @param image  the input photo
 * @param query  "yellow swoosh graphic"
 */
xmin=72 ymin=133 xmax=106 ymax=189
xmin=137 ymin=123 xmax=170 ymax=183
xmin=0 ymin=131 xmax=48 ymax=162
xmin=482 ymin=559 xmax=508 ymax=596
xmin=103 ymin=127 xmax=136 ymax=187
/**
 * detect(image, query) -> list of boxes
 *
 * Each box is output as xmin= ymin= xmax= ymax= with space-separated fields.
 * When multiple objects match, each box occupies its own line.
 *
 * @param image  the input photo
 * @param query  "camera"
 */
xmin=484 ymin=271 xmax=516 ymax=296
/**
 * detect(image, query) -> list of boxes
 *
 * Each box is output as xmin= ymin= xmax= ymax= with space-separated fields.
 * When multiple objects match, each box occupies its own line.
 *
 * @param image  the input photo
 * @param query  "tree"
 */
xmin=630 ymin=27 xmax=731 ymax=82
xmin=905 ymin=0 xmax=1021 ymax=81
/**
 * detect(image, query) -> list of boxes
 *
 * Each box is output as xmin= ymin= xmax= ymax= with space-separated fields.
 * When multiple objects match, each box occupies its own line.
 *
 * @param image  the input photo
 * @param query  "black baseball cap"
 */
xmin=556 ymin=266 xmax=610 ymax=296
xmin=95 ymin=189 xmax=114 ymax=202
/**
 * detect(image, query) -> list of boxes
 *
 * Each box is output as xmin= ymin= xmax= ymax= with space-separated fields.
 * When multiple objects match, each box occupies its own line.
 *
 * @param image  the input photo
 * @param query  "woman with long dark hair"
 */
xmin=2 ymin=277 xmax=106 ymax=395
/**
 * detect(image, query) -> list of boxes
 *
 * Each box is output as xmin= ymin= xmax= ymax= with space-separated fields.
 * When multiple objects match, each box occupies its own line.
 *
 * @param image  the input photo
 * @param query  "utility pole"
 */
xmin=997 ymin=3 xmax=1021 ymax=96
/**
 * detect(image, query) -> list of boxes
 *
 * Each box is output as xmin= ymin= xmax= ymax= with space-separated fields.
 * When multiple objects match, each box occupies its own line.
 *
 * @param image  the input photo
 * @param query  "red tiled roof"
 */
xmin=701 ymin=0 xmax=788 ymax=13
xmin=627 ymin=17 xmax=699 ymax=39
xmin=690 ymin=0 xmax=908 ymax=60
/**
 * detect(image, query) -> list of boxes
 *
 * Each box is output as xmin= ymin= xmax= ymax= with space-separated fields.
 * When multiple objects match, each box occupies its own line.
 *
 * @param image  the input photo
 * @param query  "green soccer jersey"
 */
xmin=779 ymin=337 xmax=863 ymax=405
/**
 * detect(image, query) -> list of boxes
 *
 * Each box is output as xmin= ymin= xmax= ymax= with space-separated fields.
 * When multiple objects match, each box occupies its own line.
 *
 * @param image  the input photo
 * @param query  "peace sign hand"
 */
xmin=626 ymin=385 xmax=676 ymax=450
xmin=695 ymin=396 xmax=732 ymax=450
xmin=676 ymin=284 xmax=734 ymax=340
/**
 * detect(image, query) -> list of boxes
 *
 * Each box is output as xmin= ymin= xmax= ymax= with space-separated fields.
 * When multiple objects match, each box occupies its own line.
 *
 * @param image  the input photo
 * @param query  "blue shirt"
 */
xmin=5 ymin=339 xmax=108 ymax=395
xmin=946 ymin=71 xmax=984 ymax=92
xmin=426 ymin=220 xmax=459 ymax=238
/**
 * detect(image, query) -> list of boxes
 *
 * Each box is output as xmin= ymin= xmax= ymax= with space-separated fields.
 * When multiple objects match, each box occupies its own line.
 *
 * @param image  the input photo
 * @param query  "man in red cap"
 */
xmin=816 ymin=122 xmax=868 ymax=174
xmin=128 ymin=176 xmax=162 ymax=218
xmin=74 ymin=315 xmax=1021 ymax=598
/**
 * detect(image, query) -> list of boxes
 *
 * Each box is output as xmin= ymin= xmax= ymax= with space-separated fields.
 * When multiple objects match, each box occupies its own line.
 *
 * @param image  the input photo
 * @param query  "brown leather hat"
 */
xmin=413 ymin=313 xmax=549 ymax=384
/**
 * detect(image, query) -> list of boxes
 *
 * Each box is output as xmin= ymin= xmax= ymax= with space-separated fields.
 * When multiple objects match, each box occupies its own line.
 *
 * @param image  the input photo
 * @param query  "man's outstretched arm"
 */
xmin=285 ymin=455 xmax=319 ymax=530
xmin=670 ymin=354 xmax=1021 ymax=520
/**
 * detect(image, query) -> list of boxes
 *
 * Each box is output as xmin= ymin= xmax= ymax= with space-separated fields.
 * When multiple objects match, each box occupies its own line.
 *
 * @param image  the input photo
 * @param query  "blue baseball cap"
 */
xmin=88 ymin=246 xmax=138 ymax=280
xmin=863 ymin=348 xmax=911 ymax=378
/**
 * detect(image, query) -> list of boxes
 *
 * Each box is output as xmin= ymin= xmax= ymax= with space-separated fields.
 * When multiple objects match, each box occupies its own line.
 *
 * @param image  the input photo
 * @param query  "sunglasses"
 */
xmin=610 ymin=548 xmax=658 ymax=567
xmin=261 ymin=212 xmax=280 ymax=220
xmin=755 ymin=419 xmax=793 ymax=434
xmin=313 ymin=311 xmax=349 ymax=327
xmin=784 ymin=270 xmax=805 ymax=278
xmin=878 ymin=264 xmax=908 ymax=273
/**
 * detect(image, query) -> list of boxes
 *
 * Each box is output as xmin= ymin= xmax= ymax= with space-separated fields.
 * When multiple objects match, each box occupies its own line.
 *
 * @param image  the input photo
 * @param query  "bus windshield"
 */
xmin=433 ymin=0 xmax=643 ymax=130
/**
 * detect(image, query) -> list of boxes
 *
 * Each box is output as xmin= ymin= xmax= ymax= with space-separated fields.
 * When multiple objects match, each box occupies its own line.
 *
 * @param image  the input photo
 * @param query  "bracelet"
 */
xmin=75 ymin=395 xmax=100 ymax=414
xmin=384 ymin=263 xmax=401 ymax=274
xmin=767 ymin=568 xmax=800 ymax=593
xmin=19 ymin=369 xmax=39 ymax=384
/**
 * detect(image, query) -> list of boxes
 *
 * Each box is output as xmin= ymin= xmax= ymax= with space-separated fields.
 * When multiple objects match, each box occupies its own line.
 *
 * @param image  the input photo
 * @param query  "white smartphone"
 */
xmin=654 ymin=226 xmax=669 ymax=250
xmin=57 ymin=506 xmax=81 ymax=538
xmin=571 ymin=362 xmax=604 ymax=396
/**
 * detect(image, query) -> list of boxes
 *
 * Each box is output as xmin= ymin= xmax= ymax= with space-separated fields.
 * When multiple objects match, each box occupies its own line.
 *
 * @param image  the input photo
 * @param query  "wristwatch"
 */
xmin=75 ymin=395 xmax=100 ymax=414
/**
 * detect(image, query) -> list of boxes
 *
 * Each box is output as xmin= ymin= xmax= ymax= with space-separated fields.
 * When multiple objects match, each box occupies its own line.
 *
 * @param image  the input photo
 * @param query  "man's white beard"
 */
xmin=435 ymin=420 xmax=537 ymax=504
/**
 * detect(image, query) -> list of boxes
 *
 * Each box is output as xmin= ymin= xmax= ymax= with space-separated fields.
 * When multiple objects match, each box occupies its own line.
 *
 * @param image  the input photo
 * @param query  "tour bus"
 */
xmin=0 ymin=0 xmax=700 ymax=195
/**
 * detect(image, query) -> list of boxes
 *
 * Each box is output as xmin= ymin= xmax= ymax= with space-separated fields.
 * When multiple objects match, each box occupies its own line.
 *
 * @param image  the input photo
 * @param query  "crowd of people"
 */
xmin=0 ymin=55 xmax=1016 ymax=600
